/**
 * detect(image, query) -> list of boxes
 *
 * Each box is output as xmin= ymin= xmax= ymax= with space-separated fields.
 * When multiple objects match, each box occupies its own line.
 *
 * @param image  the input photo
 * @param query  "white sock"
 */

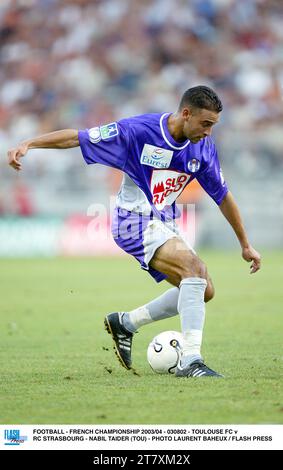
xmin=122 ymin=287 xmax=179 ymax=333
xmin=177 ymin=277 xmax=207 ymax=366
xmin=123 ymin=306 xmax=152 ymax=331
xmin=182 ymin=329 xmax=203 ymax=357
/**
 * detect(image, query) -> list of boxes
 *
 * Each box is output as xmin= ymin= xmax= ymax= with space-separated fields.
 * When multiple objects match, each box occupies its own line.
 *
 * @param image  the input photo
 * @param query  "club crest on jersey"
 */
xmin=187 ymin=158 xmax=200 ymax=173
xmin=88 ymin=127 xmax=101 ymax=143
xmin=151 ymin=170 xmax=190 ymax=210
xmin=140 ymin=144 xmax=173 ymax=169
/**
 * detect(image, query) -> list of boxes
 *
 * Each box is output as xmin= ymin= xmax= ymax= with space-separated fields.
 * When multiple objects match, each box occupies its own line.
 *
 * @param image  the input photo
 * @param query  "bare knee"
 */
xmin=164 ymin=251 xmax=215 ymax=300
xmin=180 ymin=254 xmax=207 ymax=281
xmin=167 ymin=273 xmax=215 ymax=301
xmin=179 ymin=254 xmax=215 ymax=302
xmin=150 ymin=240 xmax=210 ymax=289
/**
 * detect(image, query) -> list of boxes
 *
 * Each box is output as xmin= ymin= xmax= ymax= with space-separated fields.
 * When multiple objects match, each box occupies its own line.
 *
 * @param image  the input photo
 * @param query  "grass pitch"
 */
xmin=0 ymin=252 xmax=282 ymax=424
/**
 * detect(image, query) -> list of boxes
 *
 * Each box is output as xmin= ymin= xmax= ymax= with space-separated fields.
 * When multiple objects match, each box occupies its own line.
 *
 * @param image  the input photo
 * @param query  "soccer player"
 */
xmin=8 ymin=86 xmax=261 ymax=378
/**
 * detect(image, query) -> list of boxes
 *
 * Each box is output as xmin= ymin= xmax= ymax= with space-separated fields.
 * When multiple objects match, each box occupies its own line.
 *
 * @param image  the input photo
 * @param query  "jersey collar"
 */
xmin=160 ymin=113 xmax=190 ymax=150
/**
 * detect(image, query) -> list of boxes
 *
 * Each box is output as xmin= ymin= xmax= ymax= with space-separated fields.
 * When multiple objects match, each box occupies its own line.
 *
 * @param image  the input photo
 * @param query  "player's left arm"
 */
xmin=219 ymin=191 xmax=261 ymax=274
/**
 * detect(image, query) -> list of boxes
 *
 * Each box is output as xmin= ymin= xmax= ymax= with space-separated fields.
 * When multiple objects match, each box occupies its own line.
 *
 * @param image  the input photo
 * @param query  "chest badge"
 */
xmin=187 ymin=158 xmax=200 ymax=173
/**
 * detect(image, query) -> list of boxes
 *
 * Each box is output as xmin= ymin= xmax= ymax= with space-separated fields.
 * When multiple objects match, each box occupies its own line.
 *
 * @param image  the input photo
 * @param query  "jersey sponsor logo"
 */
xmin=100 ymin=122 xmax=119 ymax=140
xmin=140 ymin=144 xmax=173 ymax=169
xmin=151 ymin=170 xmax=190 ymax=210
xmin=88 ymin=127 xmax=101 ymax=143
xmin=187 ymin=158 xmax=200 ymax=173
xmin=151 ymin=148 xmax=164 ymax=160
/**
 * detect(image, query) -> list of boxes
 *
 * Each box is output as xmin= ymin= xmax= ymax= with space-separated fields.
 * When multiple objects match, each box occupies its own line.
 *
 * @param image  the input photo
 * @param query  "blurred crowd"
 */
xmin=0 ymin=0 xmax=283 ymax=215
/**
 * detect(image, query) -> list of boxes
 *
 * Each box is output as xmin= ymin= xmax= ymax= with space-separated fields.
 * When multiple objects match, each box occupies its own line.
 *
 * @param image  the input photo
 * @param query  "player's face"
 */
xmin=182 ymin=108 xmax=220 ymax=143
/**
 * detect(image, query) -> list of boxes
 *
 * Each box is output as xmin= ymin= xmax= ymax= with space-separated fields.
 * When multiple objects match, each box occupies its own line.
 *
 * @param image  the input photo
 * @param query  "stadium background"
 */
xmin=0 ymin=0 xmax=282 ymax=255
xmin=0 ymin=0 xmax=283 ymax=426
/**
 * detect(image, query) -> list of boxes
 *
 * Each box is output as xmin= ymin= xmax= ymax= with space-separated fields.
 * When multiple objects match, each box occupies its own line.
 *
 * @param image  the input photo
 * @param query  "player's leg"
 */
xmin=121 ymin=274 xmax=214 ymax=334
xmin=150 ymin=238 xmax=222 ymax=377
xmin=105 ymin=284 xmax=181 ymax=370
xmin=165 ymin=273 xmax=215 ymax=302
xmin=105 ymin=210 xmax=217 ymax=371
xmin=121 ymin=287 xmax=179 ymax=333
xmin=105 ymin=256 xmax=215 ymax=371
xmin=120 ymin=214 xmax=214 ymax=334
xmin=105 ymin=210 xmax=180 ymax=369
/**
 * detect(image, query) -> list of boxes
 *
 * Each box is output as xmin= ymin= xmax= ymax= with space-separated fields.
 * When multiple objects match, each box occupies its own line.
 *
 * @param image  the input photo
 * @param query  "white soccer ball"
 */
xmin=147 ymin=331 xmax=184 ymax=374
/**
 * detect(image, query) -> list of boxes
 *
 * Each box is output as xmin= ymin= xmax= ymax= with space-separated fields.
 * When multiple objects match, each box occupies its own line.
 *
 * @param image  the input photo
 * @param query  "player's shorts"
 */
xmin=112 ymin=207 xmax=195 ymax=283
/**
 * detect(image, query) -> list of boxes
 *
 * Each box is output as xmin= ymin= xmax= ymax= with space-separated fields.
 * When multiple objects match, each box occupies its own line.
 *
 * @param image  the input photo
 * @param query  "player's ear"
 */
xmin=182 ymin=107 xmax=191 ymax=120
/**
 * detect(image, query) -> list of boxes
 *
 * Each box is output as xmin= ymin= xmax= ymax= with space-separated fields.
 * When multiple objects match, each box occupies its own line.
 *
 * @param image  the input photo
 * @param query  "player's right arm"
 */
xmin=7 ymin=129 xmax=79 ymax=171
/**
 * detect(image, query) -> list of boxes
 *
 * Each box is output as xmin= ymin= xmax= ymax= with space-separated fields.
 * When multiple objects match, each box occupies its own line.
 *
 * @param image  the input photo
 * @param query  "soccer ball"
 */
xmin=147 ymin=331 xmax=184 ymax=374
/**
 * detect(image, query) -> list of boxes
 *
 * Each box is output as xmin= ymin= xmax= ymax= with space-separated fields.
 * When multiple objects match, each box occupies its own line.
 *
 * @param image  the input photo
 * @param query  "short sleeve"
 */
xmin=196 ymin=139 xmax=228 ymax=205
xmin=78 ymin=120 xmax=130 ymax=171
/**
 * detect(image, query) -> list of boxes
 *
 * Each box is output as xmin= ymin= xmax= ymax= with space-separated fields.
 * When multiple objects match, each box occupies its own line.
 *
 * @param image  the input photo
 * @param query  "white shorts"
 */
xmin=112 ymin=208 xmax=195 ymax=283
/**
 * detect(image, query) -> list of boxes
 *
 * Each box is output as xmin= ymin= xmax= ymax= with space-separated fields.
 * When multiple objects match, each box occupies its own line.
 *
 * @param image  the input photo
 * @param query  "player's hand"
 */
xmin=242 ymin=245 xmax=261 ymax=274
xmin=7 ymin=142 xmax=29 ymax=171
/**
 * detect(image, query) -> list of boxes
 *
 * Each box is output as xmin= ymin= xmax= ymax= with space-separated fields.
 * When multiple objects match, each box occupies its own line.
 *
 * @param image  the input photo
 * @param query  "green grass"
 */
xmin=0 ymin=252 xmax=282 ymax=424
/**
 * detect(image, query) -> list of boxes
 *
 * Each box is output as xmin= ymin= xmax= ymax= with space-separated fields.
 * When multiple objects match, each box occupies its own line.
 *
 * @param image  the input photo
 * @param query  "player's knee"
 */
xmin=179 ymin=255 xmax=207 ymax=281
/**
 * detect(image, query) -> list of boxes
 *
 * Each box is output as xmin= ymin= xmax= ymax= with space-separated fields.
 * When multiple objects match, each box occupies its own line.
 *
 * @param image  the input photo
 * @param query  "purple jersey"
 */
xmin=78 ymin=113 xmax=228 ymax=219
